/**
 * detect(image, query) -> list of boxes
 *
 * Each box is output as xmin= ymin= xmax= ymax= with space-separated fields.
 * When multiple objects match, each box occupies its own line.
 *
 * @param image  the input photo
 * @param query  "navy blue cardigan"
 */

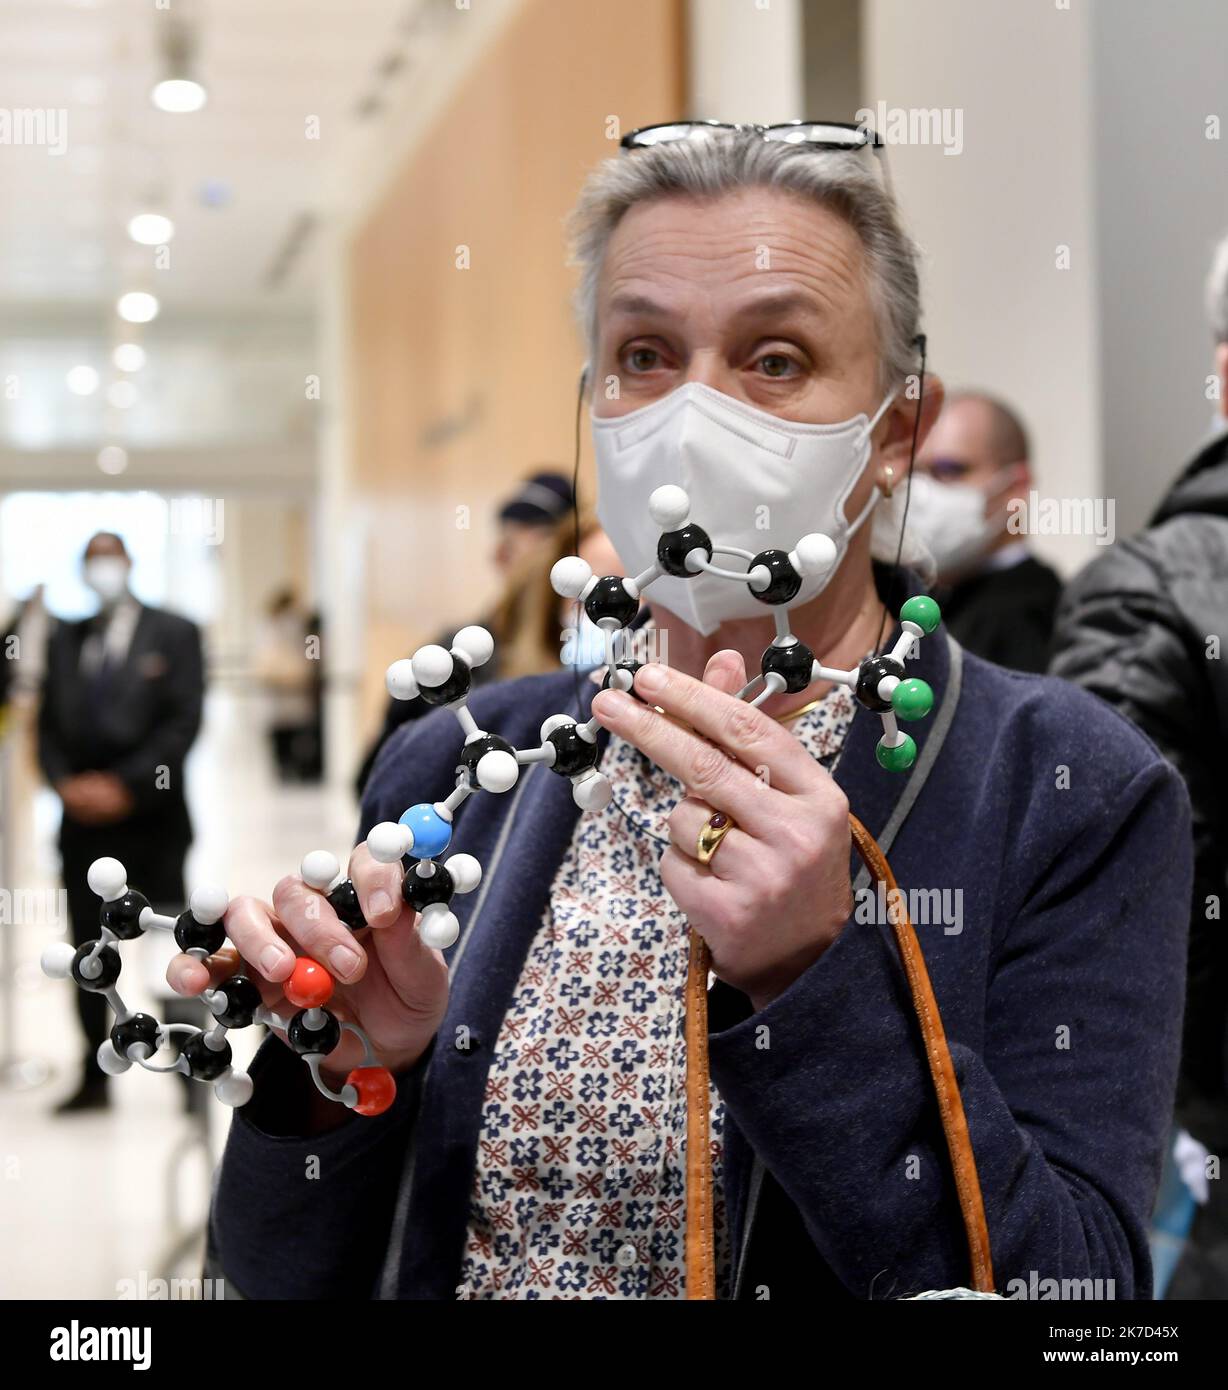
xmin=209 ymin=614 xmax=1191 ymax=1300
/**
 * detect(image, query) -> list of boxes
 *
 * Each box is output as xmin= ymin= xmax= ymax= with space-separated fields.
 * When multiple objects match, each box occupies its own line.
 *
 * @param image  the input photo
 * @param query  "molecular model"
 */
xmin=40 ymin=856 xmax=397 ymax=1115
xmin=550 ymin=484 xmax=942 ymax=772
xmin=39 ymin=487 xmax=941 ymax=1115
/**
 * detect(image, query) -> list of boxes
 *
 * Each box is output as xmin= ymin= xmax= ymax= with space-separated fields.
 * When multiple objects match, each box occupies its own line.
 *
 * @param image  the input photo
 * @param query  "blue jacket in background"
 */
xmin=209 ymin=591 xmax=1191 ymax=1300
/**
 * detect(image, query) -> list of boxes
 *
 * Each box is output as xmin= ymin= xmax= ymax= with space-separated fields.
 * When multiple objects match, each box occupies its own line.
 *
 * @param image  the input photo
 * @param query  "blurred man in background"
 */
xmin=38 ymin=531 xmax=204 ymax=1112
xmin=1050 ymin=231 xmax=1228 ymax=1298
xmin=911 ymin=391 xmax=1061 ymax=672
xmin=355 ymin=469 xmax=574 ymax=793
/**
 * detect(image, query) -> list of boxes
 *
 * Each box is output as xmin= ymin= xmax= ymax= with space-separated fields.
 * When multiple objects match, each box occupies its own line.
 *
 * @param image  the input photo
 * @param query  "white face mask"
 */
xmin=903 ymin=473 xmax=993 ymax=576
xmin=593 ymin=381 xmax=896 ymax=636
xmin=83 ymin=557 xmax=129 ymax=605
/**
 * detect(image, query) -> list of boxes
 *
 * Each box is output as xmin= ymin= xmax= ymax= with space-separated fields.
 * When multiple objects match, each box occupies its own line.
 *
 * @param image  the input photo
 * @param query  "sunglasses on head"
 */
xmin=619 ymin=119 xmax=890 ymax=189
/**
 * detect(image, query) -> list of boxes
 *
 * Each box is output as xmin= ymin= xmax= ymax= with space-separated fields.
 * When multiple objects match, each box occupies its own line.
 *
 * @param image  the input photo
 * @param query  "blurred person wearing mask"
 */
xmin=186 ymin=127 xmax=1189 ymax=1302
xmin=1051 ymin=231 xmax=1228 ymax=1299
xmin=909 ymin=392 xmax=1061 ymax=672
xmin=38 ymin=532 xmax=204 ymax=1112
xmin=355 ymin=470 xmax=575 ymax=794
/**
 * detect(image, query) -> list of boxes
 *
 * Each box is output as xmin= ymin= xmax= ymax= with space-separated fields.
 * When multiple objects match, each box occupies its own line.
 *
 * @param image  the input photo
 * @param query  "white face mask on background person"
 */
xmin=83 ymin=557 xmax=130 ymax=605
xmin=902 ymin=472 xmax=996 ymax=577
xmin=593 ymin=381 xmax=897 ymax=636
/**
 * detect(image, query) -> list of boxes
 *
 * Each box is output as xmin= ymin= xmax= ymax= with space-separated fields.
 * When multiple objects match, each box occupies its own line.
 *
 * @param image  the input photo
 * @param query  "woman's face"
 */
xmin=592 ymin=186 xmax=883 ymax=426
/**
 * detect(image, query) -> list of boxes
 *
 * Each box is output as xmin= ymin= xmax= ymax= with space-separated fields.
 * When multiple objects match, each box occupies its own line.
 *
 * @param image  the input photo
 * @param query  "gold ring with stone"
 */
xmin=696 ymin=811 xmax=735 ymax=866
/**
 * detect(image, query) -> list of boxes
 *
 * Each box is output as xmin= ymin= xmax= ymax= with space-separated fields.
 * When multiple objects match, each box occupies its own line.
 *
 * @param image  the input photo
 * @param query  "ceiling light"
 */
xmin=128 ymin=212 xmax=175 ymax=245
xmin=97 ymin=446 xmax=129 ymax=475
xmin=66 ymin=365 xmax=100 ymax=396
xmin=117 ymin=291 xmax=159 ymax=323
xmin=113 ymin=343 xmax=147 ymax=372
xmin=151 ymin=78 xmax=207 ymax=114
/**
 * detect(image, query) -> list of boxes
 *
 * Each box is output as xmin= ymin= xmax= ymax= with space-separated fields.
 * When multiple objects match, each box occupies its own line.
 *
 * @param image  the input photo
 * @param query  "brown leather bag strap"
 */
xmin=684 ymin=929 xmax=716 ymax=1300
xmin=683 ymin=813 xmax=995 ymax=1299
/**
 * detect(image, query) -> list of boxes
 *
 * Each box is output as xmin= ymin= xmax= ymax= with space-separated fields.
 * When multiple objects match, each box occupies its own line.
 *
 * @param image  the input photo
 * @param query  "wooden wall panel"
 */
xmin=348 ymin=0 xmax=684 ymax=722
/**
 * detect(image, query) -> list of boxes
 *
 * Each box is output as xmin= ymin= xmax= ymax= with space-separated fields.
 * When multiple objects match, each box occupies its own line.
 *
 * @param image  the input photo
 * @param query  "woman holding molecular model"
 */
xmin=157 ymin=125 xmax=1188 ymax=1302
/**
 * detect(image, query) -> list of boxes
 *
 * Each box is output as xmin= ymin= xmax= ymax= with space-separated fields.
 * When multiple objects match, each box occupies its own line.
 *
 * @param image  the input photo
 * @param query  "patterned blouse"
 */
xmin=458 ymin=676 xmax=857 ymax=1300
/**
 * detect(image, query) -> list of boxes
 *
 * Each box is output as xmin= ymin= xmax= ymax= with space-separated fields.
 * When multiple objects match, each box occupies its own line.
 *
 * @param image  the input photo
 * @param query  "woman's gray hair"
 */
xmin=1207 ymin=229 xmax=1228 ymax=345
xmin=567 ymin=130 xmax=923 ymax=391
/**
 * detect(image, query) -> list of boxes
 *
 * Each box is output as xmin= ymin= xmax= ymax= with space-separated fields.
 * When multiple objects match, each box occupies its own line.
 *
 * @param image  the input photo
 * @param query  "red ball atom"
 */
xmin=284 ymin=957 xmax=334 ymax=1009
xmin=347 ymin=1066 xmax=397 ymax=1116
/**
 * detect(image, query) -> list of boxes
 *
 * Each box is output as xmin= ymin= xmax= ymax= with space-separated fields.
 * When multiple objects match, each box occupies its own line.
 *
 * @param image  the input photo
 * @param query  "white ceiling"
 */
xmin=0 ymin=0 xmax=426 ymax=310
xmin=0 ymin=0 xmax=487 ymax=459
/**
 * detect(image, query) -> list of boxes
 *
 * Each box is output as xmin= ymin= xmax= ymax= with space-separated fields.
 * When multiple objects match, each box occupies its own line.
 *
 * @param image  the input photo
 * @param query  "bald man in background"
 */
xmin=911 ymin=392 xmax=1062 ymax=673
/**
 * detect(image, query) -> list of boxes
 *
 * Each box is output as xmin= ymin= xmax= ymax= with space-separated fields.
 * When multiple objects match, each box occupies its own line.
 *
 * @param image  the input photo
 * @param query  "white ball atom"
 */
xmin=791 ymin=532 xmax=838 ymax=578
xmin=540 ymin=713 xmax=576 ymax=740
xmin=411 ymin=643 xmax=454 ymax=689
xmin=300 ymin=850 xmax=340 ymax=892
xmin=419 ymin=903 xmax=460 ymax=950
xmin=189 ymin=885 xmax=229 ymax=925
xmin=444 ymin=853 xmax=482 ymax=894
xmin=215 ymin=1071 xmax=254 ymax=1107
xmin=87 ymin=857 xmax=127 ymax=902
xmin=573 ymin=772 xmax=613 ymax=812
xmin=41 ymin=941 xmax=77 ymax=980
xmin=649 ymin=484 xmax=691 ymax=530
xmin=96 ymin=1041 xmax=132 ymax=1076
xmin=452 ymin=625 xmax=495 ymax=668
xmin=477 ymin=749 xmax=520 ymax=794
xmin=367 ymin=821 xmax=413 ymax=864
xmin=386 ymin=658 xmax=419 ymax=701
xmin=550 ymin=555 xmax=592 ymax=599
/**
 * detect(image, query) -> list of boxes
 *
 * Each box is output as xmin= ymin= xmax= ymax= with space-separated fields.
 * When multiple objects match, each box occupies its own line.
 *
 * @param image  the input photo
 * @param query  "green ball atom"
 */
xmin=876 ymin=733 xmax=917 ymax=772
xmin=900 ymin=595 xmax=942 ymax=634
xmin=891 ymin=677 xmax=933 ymax=722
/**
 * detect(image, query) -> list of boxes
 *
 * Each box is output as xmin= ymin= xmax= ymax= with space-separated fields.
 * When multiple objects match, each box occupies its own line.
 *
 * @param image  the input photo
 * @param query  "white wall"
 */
xmin=1091 ymin=0 xmax=1228 ymax=532
xmin=864 ymin=0 xmax=1101 ymax=575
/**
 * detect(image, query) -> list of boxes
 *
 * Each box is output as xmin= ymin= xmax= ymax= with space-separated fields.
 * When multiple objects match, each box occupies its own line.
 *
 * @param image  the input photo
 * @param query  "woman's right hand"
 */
xmin=166 ymin=841 xmax=450 ymax=1086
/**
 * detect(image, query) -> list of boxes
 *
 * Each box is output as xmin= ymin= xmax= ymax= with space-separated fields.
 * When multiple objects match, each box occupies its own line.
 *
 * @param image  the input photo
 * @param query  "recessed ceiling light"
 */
xmin=66 ymin=365 xmax=100 ymax=396
xmin=97 ymin=445 xmax=129 ymax=475
xmin=113 ymin=343 xmax=146 ymax=372
xmin=151 ymin=78 xmax=207 ymax=114
xmin=117 ymin=291 xmax=159 ymax=323
xmin=107 ymin=380 xmax=138 ymax=410
xmin=128 ymin=212 xmax=175 ymax=245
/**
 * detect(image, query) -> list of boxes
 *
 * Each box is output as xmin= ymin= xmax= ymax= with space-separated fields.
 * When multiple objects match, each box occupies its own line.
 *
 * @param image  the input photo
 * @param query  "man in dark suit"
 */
xmin=910 ymin=392 xmax=1062 ymax=673
xmin=38 ymin=531 xmax=204 ymax=1111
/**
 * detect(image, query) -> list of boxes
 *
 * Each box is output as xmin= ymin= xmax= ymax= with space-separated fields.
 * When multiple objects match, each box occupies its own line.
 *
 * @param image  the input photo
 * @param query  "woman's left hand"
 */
xmin=589 ymin=652 xmax=853 ymax=1010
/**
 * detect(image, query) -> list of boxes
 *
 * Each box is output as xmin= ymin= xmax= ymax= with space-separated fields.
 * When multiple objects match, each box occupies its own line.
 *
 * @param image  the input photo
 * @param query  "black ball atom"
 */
xmin=416 ymin=658 xmax=471 ymax=708
xmin=583 ymin=575 xmax=638 ymax=629
xmin=762 ymin=639 xmax=815 ymax=694
xmin=327 ymin=879 xmax=367 ymax=932
xmin=748 ymin=549 xmax=802 ymax=606
xmin=181 ymin=1033 xmax=233 ymax=1080
xmin=111 ymin=1012 xmax=160 ymax=1060
xmin=287 ymin=1008 xmax=342 ymax=1056
xmin=547 ymin=722 xmax=600 ymax=777
xmin=855 ymin=654 xmax=905 ymax=713
xmin=212 ymin=974 xmax=262 ymax=1029
xmin=174 ymin=909 xmax=227 ymax=956
xmin=402 ymin=862 xmax=454 ymax=913
xmin=602 ymin=660 xmax=644 ymax=697
xmin=71 ymin=940 xmax=121 ymax=993
xmin=99 ymin=890 xmax=150 ymax=940
xmin=459 ymin=733 xmax=517 ymax=787
xmin=657 ymin=524 xmax=713 ymax=578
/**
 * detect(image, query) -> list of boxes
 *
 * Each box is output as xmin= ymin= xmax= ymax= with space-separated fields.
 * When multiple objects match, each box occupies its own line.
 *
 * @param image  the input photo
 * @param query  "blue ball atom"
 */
xmin=398 ymin=802 xmax=452 ymax=859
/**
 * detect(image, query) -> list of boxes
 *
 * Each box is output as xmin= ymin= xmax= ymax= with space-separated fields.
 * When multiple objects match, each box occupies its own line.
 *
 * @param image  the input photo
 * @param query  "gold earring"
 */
xmin=881 ymin=466 xmax=895 ymax=499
